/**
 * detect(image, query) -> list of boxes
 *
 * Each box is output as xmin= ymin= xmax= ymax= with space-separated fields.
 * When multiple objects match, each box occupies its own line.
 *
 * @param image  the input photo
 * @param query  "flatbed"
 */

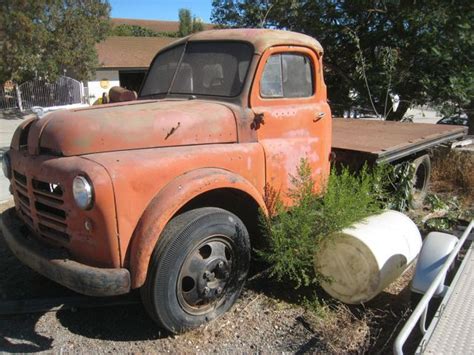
xmin=332 ymin=119 xmax=467 ymax=165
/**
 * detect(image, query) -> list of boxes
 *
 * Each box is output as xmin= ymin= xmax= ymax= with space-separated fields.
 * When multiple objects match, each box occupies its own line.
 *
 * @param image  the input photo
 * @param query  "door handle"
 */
xmin=313 ymin=112 xmax=325 ymax=122
xmin=251 ymin=111 xmax=265 ymax=130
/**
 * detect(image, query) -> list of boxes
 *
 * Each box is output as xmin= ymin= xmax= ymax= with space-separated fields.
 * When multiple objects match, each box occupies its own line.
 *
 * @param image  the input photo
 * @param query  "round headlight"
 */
xmin=73 ymin=176 xmax=93 ymax=210
xmin=2 ymin=153 xmax=11 ymax=180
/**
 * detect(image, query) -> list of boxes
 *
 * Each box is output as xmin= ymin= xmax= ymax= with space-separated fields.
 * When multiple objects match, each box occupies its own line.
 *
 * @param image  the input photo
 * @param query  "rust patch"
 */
xmin=165 ymin=122 xmax=181 ymax=140
xmin=85 ymin=142 xmax=266 ymax=277
xmin=38 ymin=100 xmax=238 ymax=156
xmin=127 ymin=167 xmax=267 ymax=288
xmin=8 ymin=150 xmax=120 ymax=268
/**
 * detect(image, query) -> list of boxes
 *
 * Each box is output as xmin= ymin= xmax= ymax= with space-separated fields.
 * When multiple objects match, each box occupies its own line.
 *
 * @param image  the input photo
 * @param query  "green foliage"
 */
xmin=423 ymin=193 xmax=468 ymax=231
xmin=192 ymin=17 xmax=204 ymax=33
xmin=0 ymin=0 xmax=111 ymax=83
xmin=320 ymin=164 xmax=386 ymax=231
xmin=384 ymin=162 xmax=416 ymax=211
xmin=179 ymin=8 xmax=193 ymax=36
xmin=110 ymin=24 xmax=180 ymax=38
xmin=211 ymin=0 xmax=474 ymax=125
xmin=426 ymin=193 xmax=451 ymax=212
xmin=112 ymin=24 xmax=158 ymax=37
xmin=301 ymin=293 xmax=331 ymax=319
xmin=258 ymin=159 xmax=388 ymax=288
xmin=179 ymin=8 xmax=205 ymax=36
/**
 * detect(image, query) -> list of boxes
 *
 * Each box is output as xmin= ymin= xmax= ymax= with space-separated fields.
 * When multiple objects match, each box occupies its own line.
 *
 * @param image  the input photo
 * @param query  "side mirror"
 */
xmin=109 ymin=86 xmax=137 ymax=103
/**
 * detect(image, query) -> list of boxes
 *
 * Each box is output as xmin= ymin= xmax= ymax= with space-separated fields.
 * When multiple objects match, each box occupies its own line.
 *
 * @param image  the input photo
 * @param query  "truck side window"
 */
xmin=260 ymin=53 xmax=314 ymax=98
xmin=260 ymin=55 xmax=283 ymax=97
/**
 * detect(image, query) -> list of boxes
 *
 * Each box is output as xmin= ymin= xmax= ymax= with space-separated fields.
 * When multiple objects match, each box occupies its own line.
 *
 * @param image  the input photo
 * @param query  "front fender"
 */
xmin=129 ymin=168 xmax=266 ymax=289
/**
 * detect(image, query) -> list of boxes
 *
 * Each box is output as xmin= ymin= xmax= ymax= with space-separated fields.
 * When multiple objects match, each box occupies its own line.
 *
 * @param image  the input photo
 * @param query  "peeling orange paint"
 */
xmin=6 ymin=29 xmax=332 ymax=291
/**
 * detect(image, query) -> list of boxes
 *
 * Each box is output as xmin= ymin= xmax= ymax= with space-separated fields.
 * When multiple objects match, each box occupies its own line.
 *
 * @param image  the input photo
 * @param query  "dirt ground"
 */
xmin=0 ymin=198 xmax=425 ymax=354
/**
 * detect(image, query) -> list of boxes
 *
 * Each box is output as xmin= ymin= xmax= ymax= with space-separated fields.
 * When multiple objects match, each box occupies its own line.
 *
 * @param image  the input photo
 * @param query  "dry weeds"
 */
xmin=431 ymin=149 xmax=474 ymax=206
xmin=304 ymin=303 xmax=372 ymax=353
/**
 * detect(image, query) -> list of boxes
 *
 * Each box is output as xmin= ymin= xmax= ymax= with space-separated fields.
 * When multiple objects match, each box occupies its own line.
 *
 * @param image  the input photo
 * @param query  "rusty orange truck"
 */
xmin=1 ymin=29 xmax=466 ymax=333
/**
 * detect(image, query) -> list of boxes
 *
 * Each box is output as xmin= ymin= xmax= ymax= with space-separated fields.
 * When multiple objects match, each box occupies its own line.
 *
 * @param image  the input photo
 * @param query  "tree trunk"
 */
xmin=386 ymin=101 xmax=410 ymax=121
xmin=463 ymin=100 xmax=474 ymax=135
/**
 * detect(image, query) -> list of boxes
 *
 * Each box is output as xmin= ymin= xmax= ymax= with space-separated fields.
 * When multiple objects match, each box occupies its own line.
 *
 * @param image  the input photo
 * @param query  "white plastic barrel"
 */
xmin=314 ymin=210 xmax=422 ymax=304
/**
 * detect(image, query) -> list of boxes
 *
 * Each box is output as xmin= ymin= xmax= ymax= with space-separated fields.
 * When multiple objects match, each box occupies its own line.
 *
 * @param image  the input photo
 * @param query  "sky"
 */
xmin=109 ymin=0 xmax=214 ymax=23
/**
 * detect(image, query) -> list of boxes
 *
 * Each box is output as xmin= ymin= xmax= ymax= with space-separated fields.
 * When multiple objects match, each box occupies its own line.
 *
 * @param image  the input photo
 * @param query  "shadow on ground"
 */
xmin=56 ymin=304 xmax=168 ymax=341
xmin=0 ymin=304 xmax=169 ymax=353
xmin=0 ymin=110 xmax=28 ymax=120
xmin=0 ymin=221 xmax=169 ymax=352
xmin=0 ymin=313 xmax=53 ymax=353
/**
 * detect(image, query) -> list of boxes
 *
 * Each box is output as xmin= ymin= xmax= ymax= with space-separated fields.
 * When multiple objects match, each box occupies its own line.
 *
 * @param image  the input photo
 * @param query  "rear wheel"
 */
xmin=411 ymin=154 xmax=431 ymax=209
xmin=140 ymin=207 xmax=250 ymax=333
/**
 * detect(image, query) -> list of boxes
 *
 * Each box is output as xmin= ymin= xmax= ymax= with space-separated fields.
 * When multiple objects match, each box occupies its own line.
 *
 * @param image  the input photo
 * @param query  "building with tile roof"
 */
xmin=87 ymin=18 xmax=212 ymax=104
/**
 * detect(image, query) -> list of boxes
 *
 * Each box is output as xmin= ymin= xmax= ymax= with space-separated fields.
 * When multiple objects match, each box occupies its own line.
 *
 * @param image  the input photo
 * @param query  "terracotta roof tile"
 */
xmin=96 ymin=36 xmax=177 ymax=68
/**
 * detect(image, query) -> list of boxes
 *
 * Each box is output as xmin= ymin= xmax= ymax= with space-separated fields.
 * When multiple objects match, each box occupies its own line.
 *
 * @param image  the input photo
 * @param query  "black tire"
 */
xmin=411 ymin=154 xmax=431 ymax=209
xmin=140 ymin=207 xmax=250 ymax=333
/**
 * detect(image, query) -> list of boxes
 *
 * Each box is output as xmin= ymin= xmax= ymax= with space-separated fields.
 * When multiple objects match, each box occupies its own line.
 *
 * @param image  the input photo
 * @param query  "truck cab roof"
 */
xmin=167 ymin=28 xmax=324 ymax=55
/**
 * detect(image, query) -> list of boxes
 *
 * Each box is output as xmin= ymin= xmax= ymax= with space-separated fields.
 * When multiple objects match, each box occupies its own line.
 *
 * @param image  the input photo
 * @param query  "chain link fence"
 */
xmin=1 ymin=76 xmax=85 ymax=112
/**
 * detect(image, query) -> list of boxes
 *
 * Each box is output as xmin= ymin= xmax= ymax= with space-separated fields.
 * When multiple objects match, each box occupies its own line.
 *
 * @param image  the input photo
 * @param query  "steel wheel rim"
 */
xmin=177 ymin=235 xmax=235 ymax=315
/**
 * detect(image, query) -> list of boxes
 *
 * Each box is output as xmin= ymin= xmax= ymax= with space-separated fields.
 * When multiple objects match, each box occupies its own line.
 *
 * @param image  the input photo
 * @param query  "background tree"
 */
xmin=192 ymin=17 xmax=204 ymax=33
xmin=179 ymin=8 xmax=205 ymax=36
xmin=0 ymin=0 xmax=111 ymax=84
xmin=211 ymin=1 xmax=474 ymax=132
xmin=178 ymin=8 xmax=193 ymax=36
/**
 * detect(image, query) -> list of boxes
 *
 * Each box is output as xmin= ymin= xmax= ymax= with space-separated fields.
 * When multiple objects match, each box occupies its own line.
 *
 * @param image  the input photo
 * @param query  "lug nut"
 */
xmin=216 ymin=287 xmax=223 ymax=295
xmin=218 ymin=261 xmax=224 ymax=269
xmin=204 ymin=271 xmax=211 ymax=280
xmin=203 ymin=287 xmax=210 ymax=295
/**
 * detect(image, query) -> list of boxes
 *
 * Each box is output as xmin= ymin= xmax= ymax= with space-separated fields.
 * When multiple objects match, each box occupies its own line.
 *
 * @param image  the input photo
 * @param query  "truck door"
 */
xmin=250 ymin=46 xmax=332 ymax=204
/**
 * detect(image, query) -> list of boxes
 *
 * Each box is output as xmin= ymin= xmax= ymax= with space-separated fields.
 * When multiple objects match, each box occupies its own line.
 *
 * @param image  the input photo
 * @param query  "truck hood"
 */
xmin=29 ymin=100 xmax=238 ymax=156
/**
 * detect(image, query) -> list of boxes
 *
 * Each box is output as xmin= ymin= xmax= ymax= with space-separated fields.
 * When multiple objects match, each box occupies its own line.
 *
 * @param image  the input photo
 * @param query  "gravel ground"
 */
xmin=0 ymin=199 xmax=418 ymax=354
xmin=0 ymin=114 xmax=468 ymax=353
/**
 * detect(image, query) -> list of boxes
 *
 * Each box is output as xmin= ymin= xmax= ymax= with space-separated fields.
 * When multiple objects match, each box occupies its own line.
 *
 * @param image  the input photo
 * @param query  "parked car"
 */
xmin=437 ymin=115 xmax=469 ymax=126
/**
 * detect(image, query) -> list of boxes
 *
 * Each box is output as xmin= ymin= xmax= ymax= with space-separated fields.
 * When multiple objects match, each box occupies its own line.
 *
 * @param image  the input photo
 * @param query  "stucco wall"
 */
xmin=86 ymin=70 xmax=120 ymax=105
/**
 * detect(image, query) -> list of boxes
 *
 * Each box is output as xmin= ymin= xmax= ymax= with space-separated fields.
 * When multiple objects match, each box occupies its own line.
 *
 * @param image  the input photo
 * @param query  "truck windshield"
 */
xmin=140 ymin=42 xmax=253 ymax=98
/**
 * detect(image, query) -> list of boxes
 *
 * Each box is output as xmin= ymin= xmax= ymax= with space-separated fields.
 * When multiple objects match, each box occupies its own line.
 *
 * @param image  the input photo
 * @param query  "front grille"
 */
xmin=13 ymin=170 xmax=70 ymax=244
xmin=14 ymin=171 xmax=27 ymax=187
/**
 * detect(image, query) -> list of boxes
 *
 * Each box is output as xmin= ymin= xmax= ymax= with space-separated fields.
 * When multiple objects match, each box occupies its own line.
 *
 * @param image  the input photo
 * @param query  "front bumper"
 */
xmin=1 ymin=208 xmax=130 ymax=297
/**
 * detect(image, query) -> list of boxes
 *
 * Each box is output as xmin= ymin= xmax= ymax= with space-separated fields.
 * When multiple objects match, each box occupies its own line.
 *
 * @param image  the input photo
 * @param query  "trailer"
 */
xmin=332 ymin=119 xmax=467 ymax=205
xmin=394 ymin=220 xmax=474 ymax=354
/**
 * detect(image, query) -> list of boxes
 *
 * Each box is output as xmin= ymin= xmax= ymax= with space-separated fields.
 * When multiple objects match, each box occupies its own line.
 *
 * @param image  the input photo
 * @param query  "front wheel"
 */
xmin=140 ymin=207 xmax=250 ymax=333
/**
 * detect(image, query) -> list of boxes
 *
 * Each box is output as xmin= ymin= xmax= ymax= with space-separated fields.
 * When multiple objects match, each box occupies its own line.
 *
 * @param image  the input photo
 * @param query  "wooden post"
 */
xmin=15 ymin=84 xmax=23 ymax=112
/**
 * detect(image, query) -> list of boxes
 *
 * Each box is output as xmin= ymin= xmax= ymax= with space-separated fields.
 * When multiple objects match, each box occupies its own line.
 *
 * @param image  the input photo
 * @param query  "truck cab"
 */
xmin=1 ymin=29 xmax=331 ymax=333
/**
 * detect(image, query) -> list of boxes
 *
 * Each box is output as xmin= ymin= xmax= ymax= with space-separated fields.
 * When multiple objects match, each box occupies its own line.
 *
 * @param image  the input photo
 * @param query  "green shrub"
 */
xmin=423 ymin=193 xmax=471 ymax=231
xmin=258 ymin=159 xmax=389 ymax=288
xmin=110 ymin=24 xmax=180 ymax=38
